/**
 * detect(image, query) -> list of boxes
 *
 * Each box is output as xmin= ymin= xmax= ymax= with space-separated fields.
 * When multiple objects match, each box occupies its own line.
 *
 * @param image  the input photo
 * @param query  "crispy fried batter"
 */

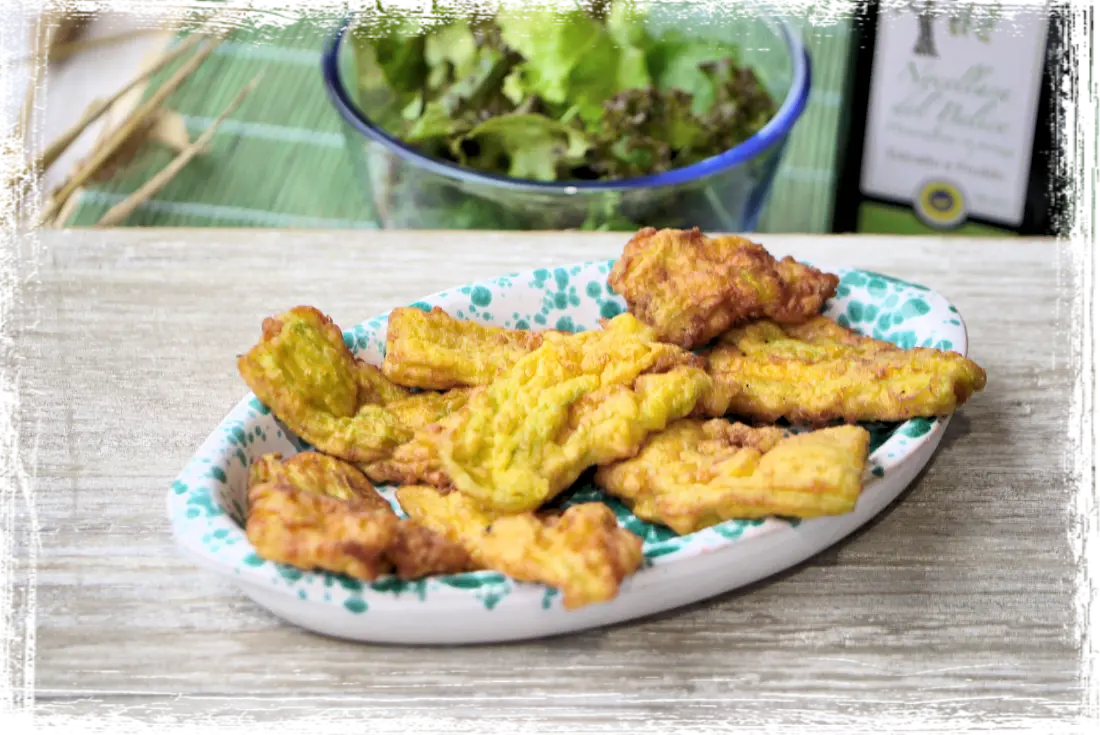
xmin=248 ymin=451 xmax=393 ymax=510
xmin=245 ymin=476 xmax=476 ymax=580
xmin=384 ymin=387 xmax=474 ymax=433
xmin=607 ymin=227 xmax=839 ymax=349
xmin=432 ymin=313 xmax=712 ymax=513
xmin=247 ymin=482 xmax=400 ymax=580
xmin=360 ymin=420 xmax=454 ymax=488
xmin=357 ymin=388 xmax=475 ymax=486
xmin=397 ymin=485 xmax=643 ymax=609
xmin=247 ymin=453 xmax=282 ymax=488
xmin=386 ymin=520 xmax=478 ymax=579
xmin=595 ymin=419 xmax=871 ymax=534
xmin=238 ymin=306 xmax=412 ymax=462
xmin=238 ymin=306 xmax=476 ymax=466
xmin=382 ymin=306 xmax=551 ymax=390
xmin=357 ymin=360 xmax=411 ymax=406
xmin=698 ymin=316 xmax=987 ymax=425
xmin=245 ymin=451 xmax=475 ymax=578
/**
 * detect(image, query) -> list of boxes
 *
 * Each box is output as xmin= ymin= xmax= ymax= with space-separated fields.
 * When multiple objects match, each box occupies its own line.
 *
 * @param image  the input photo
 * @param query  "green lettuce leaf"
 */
xmin=590 ymin=86 xmax=706 ymax=178
xmin=453 ymin=114 xmax=590 ymax=181
xmin=422 ymin=3 xmax=479 ymax=89
xmin=406 ymin=101 xmax=470 ymax=143
xmin=486 ymin=0 xmax=646 ymax=122
xmin=698 ymin=59 xmax=778 ymax=147
xmin=602 ymin=0 xmax=651 ymax=94
xmin=407 ymin=25 xmax=520 ymax=146
xmin=496 ymin=8 xmax=607 ymax=105
xmin=361 ymin=15 xmax=429 ymax=99
xmin=607 ymin=0 xmax=651 ymax=48
xmin=436 ymin=46 xmax=514 ymax=116
xmin=646 ymin=29 xmax=742 ymax=114
xmin=351 ymin=1 xmax=777 ymax=187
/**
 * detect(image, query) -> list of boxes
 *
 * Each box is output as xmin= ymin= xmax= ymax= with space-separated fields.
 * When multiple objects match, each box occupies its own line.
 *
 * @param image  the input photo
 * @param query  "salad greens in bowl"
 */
xmin=322 ymin=0 xmax=811 ymax=231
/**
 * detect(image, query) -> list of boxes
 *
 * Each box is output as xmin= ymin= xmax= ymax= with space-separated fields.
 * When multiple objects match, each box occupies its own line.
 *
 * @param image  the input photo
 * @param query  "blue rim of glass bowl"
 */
xmin=321 ymin=15 xmax=812 ymax=193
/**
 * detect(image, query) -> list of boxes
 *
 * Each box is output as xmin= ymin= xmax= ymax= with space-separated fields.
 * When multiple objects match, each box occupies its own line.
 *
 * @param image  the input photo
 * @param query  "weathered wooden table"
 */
xmin=7 ymin=230 xmax=1086 ymax=731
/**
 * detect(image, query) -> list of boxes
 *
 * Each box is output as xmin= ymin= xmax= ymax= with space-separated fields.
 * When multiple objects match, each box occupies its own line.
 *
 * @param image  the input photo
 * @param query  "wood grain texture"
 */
xmin=11 ymin=229 xmax=1081 ymax=725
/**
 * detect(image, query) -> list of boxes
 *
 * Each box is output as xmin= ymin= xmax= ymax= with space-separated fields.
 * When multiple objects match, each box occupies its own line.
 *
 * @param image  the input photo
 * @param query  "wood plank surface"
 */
xmin=7 ymin=229 xmax=1083 ymax=728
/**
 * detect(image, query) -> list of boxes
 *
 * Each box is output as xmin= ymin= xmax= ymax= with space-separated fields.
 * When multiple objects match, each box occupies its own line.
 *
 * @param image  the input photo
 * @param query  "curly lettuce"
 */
xmin=346 ymin=0 xmax=780 ymax=230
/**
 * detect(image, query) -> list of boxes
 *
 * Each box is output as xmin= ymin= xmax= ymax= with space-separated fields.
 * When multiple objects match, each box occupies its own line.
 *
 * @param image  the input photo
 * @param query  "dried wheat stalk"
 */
xmin=0 ymin=0 xmax=255 ymax=225
xmin=0 ymin=0 xmax=347 ymax=71
xmin=13 ymin=28 xmax=164 ymax=65
xmin=0 ymin=97 xmax=103 ymax=201
xmin=4 ymin=100 xmax=102 ymax=220
xmin=85 ymin=108 xmax=198 ymax=184
xmin=36 ymin=29 xmax=232 ymax=227
xmin=0 ymin=2 xmax=100 ymax=217
xmin=95 ymin=74 xmax=265 ymax=227
xmin=31 ymin=0 xmax=96 ymax=51
xmin=0 ymin=1 xmax=253 ymax=203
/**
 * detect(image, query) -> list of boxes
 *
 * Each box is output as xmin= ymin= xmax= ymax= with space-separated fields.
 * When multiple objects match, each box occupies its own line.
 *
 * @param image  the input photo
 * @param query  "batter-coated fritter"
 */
xmin=698 ymin=317 xmax=987 ymax=425
xmin=237 ymin=306 xmax=411 ymax=462
xmin=383 ymin=387 xmax=473 ymax=434
xmin=249 ymin=451 xmax=393 ymax=510
xmin=396 ymin=485 xmax=643 ymax=609
xmin=357 ymin=359 xmax=411 ymax=406
xmin=607 ymin=227 xmax=839 ymax=349
xmin=355 ymin=387 xmax=475 ymax=486
xmin=595 ymin=419 xmax=871 ymax=534
xmin=433 ymin=313 xmax=712 ymax=513
xmin=246 ymin=482 xmax=400 ymax=580
xmin=360 ymin=421 xmax=453 ymax=488
xmin=237 ymin=306 xmax=473 ymax=465
xmin=382 ymin=306 xmax=550 ymax=390
xmin=245 ymin=475 xmax=476 ymax=580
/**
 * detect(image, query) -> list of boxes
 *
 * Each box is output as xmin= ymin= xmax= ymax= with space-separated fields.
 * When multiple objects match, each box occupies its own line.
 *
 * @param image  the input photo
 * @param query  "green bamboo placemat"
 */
xmin=62 ymin=16 xmax=851 ymax=232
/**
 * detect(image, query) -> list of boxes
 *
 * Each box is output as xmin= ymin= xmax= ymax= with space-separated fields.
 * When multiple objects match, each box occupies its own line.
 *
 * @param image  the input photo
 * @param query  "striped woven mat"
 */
xmin=61 ymin=15 xmax=851 ymax=233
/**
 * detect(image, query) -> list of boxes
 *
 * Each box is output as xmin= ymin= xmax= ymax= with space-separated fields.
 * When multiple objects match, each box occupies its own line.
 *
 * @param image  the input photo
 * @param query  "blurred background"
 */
xmin=0 ymin=0 xmax=1095 ymax=235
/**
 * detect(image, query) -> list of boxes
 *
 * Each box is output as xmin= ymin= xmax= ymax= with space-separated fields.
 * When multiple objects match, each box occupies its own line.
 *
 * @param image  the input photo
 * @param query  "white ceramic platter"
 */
xmin=168 ymin=259 xmax=969 ymax=644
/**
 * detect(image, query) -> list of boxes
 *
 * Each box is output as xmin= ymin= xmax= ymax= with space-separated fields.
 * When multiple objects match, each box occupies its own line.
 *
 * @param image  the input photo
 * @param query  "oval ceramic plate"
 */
xmin=169 ymin=260 xmax=968 ymax=644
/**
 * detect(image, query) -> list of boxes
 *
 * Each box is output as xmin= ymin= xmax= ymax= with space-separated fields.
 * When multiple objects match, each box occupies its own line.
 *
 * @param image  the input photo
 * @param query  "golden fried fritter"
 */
xmin=360 ymin=420 xmax=453 ymax=488
xmin=607 ymin=227 xmax=839 ymax=349
xmin=595 ymin=419 xmax=871 ymax=534
xmin=238 ymin=306 xmax=477 ymax=466
xmin=698 ymin=316 xmax=987 ymax=425
xmin=245 ymin=480 xmax=475 ymax=580
xmin=247 ymin=453 xmax=281 ymax=488
xmin=356 ymin=359 xmax=411 ymax=406
xmin=384 ymin=520 xmax=478 ymax=579
xmin=248 ymin=451 xmax=393 ymax=509
xmin=355 ymin=387 xmax=475 ymax=486
xmin=244 ymin=452 xmax=475 ymax=579
xmin=397 ymin=485 xmax=643 ymax=609
xmin=384 ymin=386 xmax=474 ymax=434
xmin=247 ymin=482 xmax=401 ymax=580
xmin=432 ymin=313 xmax=712 ymax=513
xmin=238 ymin=307 xmax=411 ymax=462
xmin=382 ymin=306 xmax=550 ymax=390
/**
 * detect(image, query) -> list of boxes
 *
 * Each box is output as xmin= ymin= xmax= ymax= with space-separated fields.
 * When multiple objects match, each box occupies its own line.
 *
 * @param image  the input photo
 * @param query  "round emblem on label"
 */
xmin=914 ymin=179 xmax=967 ymax=229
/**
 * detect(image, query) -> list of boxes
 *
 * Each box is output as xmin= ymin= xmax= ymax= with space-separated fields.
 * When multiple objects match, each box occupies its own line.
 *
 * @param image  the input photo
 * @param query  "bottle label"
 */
xmin=858 ymin=3 xmax=1049 ymax=231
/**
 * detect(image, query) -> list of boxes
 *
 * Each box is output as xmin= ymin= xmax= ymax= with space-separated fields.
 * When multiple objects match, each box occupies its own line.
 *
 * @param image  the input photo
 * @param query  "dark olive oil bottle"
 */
xmin=832 ymin=1 xmax=1066 ymax=236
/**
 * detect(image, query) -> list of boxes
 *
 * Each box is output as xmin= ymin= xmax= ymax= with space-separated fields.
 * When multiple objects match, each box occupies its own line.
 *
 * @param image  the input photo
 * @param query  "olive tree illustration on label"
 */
xmin=893 ymin=0 xmax=1007 ymax=57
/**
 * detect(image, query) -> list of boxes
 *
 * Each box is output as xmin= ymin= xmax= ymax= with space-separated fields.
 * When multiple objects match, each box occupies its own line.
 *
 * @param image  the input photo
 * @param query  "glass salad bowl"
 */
xmin=321 ymin=4 xmax=811 ymax=232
